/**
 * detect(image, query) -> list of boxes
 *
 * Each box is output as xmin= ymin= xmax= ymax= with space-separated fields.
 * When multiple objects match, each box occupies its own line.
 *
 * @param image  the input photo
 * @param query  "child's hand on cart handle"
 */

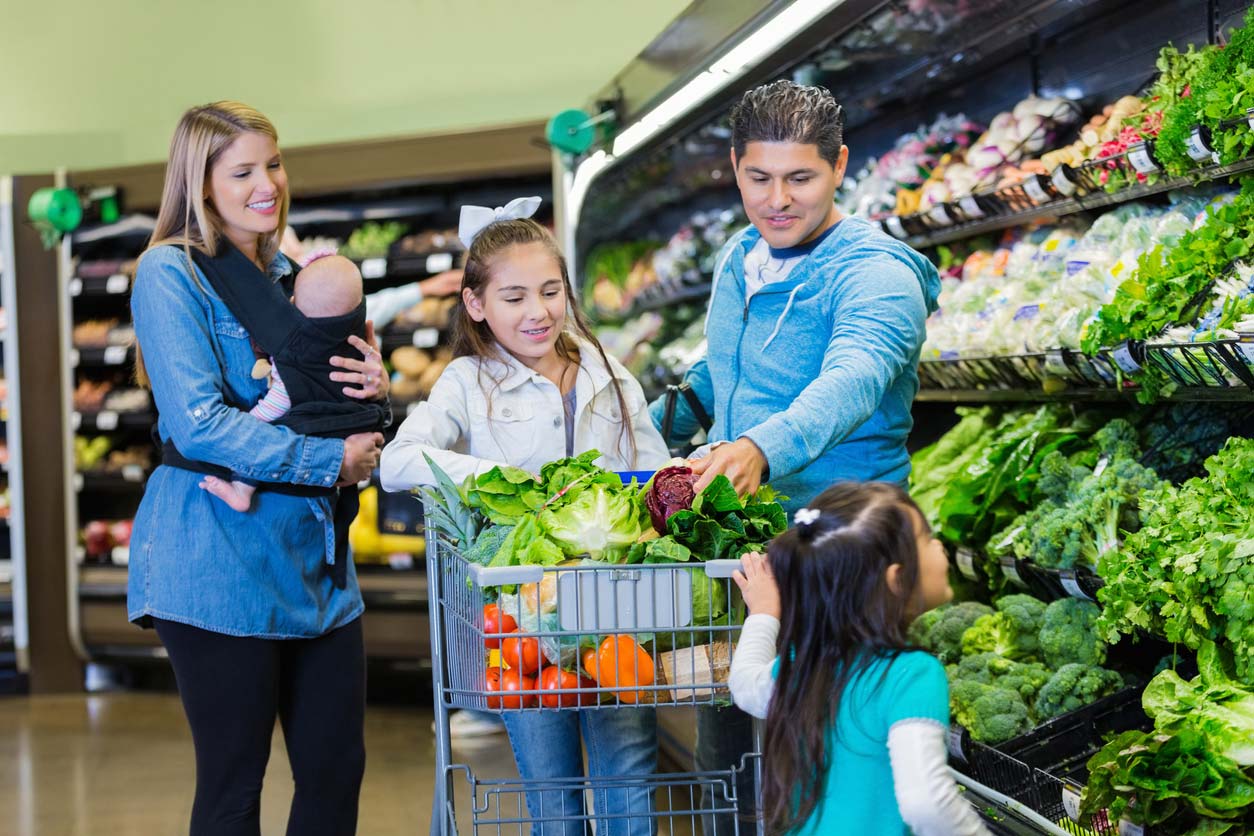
xmin=733 ymin=552 xmax=780 ymax=619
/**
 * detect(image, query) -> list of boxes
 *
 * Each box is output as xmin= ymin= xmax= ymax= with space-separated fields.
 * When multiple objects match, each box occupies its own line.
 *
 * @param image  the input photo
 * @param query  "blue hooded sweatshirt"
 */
xmin=649 ymin=216 xmax=940 ymax=514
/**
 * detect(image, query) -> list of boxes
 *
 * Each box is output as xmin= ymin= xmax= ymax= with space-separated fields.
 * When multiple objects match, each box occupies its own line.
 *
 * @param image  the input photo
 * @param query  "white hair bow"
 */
xmin=458 ymin=196 xmax=543 ymax=248
xmin=794 ymin=508 xmax=820 ymax=526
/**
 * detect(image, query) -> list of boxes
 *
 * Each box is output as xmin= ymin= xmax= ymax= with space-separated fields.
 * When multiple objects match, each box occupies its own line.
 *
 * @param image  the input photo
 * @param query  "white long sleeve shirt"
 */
xmin=380 ymin=340 xmax=670 ymax=489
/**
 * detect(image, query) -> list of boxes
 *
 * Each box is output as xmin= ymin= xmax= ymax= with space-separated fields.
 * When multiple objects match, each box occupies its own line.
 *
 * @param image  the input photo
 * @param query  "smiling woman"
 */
xmin=126 ymin=101 xmax=387 ymax=836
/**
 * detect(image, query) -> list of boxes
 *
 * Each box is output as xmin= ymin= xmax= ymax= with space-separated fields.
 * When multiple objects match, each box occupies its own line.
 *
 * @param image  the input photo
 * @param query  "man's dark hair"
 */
xmin=730 ymin=80 xmax=845 ymax=166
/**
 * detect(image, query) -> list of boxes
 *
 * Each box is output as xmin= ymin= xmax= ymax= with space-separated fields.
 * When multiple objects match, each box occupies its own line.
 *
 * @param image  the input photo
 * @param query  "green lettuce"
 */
xmin=536 ymin=482 xmax=645 ymax=562
xmin=1142 ymin=643 xmax=1254 ymax=766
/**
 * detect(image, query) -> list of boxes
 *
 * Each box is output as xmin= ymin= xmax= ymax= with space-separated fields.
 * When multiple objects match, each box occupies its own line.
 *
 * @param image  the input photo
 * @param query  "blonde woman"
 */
xmin=128 ymin=102 xmax=386 ymax=836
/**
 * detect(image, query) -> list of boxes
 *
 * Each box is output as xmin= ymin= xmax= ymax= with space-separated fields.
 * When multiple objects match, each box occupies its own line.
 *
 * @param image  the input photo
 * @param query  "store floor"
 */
xmin=0 ymin=693 xmax=702 ymax=835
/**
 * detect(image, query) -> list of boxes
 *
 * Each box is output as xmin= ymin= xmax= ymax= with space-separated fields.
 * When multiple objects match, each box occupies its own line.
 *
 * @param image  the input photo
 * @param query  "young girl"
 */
xmin=380 ymin=198 xmax=669 ymax=836
xmin=729 ymin=482 xmax=991 ymax=836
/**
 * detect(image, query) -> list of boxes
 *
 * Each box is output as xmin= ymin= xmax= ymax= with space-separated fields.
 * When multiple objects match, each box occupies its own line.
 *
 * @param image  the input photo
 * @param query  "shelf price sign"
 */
xmin=1059 ymin=569 xmax=1094 ymax=602
xmin=103 ymin=345 xmax=128 ymax=365
xmin=426 ymin=253 xmax=455 ymax=274
xmin=1000 ymin=556 xmax=1026 ymax=588
xmin=1061 ymin=786 xmax=1083 ymax=822
xmin=95 ymin=410 xmax=119 ymax=431
xmin=411 ymin=328 xmax=440 ymax=348
xmin=954 ymin=548 xmax=979 ymax=581
xmin=106 ymin=274 xmax=130 ymax=294
xmin=958 ymin=195 xmax=984 ymax=219
xmin=360 ymin=258 xmax=388 ymax=280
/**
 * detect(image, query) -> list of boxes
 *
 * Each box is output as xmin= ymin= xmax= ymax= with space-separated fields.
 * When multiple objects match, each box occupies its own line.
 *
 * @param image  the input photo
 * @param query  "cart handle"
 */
xmin=466 ymin=562 xmax=544 ymax=587
xmin=466 ymin=557 xmax=746 ymax=587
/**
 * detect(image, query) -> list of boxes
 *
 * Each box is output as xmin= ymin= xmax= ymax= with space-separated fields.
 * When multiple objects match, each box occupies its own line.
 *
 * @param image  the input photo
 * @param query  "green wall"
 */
xmin=0 ymin=0 xmax=689 ymax=174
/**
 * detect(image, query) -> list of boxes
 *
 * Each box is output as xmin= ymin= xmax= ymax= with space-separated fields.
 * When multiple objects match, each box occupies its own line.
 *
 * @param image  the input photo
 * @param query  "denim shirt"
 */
xmin=127 ymin=244 xmax=363 ymax=638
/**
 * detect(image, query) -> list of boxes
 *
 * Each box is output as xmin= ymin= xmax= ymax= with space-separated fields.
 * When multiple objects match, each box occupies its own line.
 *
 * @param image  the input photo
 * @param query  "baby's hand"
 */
xmin=732 ymin=551 xmax=781 ymax=619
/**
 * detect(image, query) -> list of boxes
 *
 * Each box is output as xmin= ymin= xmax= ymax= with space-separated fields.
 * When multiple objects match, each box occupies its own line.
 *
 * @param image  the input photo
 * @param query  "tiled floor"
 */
xmin=0 ymin=694 xmax=710 ymax=835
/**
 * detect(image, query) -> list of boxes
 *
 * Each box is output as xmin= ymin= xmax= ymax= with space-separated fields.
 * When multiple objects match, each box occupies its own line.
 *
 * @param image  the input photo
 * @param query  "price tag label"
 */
xmin=95 ymin=410 xmax=119 ymax=431
xmin=71 ymin=411 xmax=82 ymax=431
xmin=121 ymin=464 xmax=145 ymax=482
xmin=959 ymin=195 xmax=984 ymax=218
xmin=1045 ymin=350 xmax=1069 ymax=377
xmin=68 ymin=278 xmax=83 ymax=297
xmin=1061 ymin=786 xmax=1083 ymax=822
xmin=1051 ymin=165 xmax=1078 ymax=197
xmin=426 ymin=252 xmax=455 ymax=273
xmin=928 ymin=205 xmax=952 ymax=227
xmin=111 ymin=546 xmax=130 ymax=566
xmin=388 ymin=553 xmax=416 ymax=570
xmin=73 ymin=473 xmax=84 ymax=493
xmin=939 ymin=350 xmax=960 ymax=361
xmin=106 ymin=274 xmax=130 ymax=294
xmin=955 ymin=548 xmax=979 ymax=580
xmin=1000 ymin=556 xmax=1026 ymax=587
xmin=883 ymin=216 xmax=907 ymax=239
xmin=1060 ymin=569 xmax=1094 ymax=602
xmin=103 ymin=345 xmax=128 ymax=365
xmin=360 ymin=258 xmax=387 ymax=280
xmin=1119 ymin=821 xmax=1145 ymax=836
xmin=69 ymin=349 xmax=80 ymax=369
xmin=1236 ymin=335 xmax=1254 ymax=364
xmin=411 ymin=328 xmax=440 ymax=348
xmin=1112 ymin=342 xmax=1142 ymax=373
xmin=1023 ymin=175 xmax=1051 ymax=204
xmin=1247 ymin=107 xmax=1254 ymax=132
xmin=1093 ymin=456 xmax=1110 ymax=479
xmin=1128 ymin=143 xmax=1159 ymax=174
xmin=946 ymin=726 xmax=966 ymax=761
xmin=1186 ymin=126 xmax=1213 ymax=162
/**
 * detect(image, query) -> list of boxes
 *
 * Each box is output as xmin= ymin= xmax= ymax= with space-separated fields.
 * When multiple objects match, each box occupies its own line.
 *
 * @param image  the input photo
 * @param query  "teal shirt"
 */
xmin=785 ymin=650 xmax=950 ymax=836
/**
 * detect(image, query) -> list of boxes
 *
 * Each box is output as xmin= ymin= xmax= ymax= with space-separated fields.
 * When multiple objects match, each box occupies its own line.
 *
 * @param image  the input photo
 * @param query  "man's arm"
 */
xmin=696 ymin=257 xmax=929 ymax=493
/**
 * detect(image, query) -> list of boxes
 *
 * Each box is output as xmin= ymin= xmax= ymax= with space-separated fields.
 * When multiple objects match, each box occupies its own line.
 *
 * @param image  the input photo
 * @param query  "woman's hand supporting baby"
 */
xmin=330 ymin=321 xmax=389 ymax=401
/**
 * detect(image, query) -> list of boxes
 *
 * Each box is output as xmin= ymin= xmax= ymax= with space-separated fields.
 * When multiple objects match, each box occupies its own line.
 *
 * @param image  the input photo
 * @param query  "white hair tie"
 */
xmin=457 ymin=196 xmax=543 ymax=248
xmin=794 ymin=508 xmax=820 ymax=526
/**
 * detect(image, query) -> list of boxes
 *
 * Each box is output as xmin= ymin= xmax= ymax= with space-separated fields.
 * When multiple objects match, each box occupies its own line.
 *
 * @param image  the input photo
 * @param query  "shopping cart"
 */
xmin=425 ymin=516 xmax=763 ymax=835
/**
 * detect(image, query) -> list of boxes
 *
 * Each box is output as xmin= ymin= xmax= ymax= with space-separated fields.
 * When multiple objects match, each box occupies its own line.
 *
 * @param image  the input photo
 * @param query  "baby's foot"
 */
xmin=199 ymin=476 xmax=253 ymax=512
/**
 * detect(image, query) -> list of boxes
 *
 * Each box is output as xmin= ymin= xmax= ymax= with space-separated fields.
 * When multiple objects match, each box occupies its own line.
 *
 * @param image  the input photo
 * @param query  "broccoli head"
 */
xmin=961 ymin=595 xmax=1046 ymax=661
xmin=910 ymin=601 xmax=994 ymax=664
xmin=1092 ymin=418 xmax=1140 ymax=462
xmin=1033 ymin=663 xmax=1124 ymax=721
xmin=1035 ymin=450 xmax=1089 ymax=502
xmin=950 ymin=679 xmax=1033 ymax=744
xmin=950 ymin=652 xmax=1052 ymax=712
xmin=1039 ymin=598 xmax=1106 ymax=669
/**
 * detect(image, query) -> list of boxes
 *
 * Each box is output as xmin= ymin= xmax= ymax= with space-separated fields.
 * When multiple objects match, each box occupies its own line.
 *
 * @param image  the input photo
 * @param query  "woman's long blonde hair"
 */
xmin=135 ymin=101 xmax=289 ymax=386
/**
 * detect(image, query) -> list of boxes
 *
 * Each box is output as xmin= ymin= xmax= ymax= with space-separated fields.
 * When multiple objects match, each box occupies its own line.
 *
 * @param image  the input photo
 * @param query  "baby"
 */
xmin=201 ymin=253 xmax=366 ymax=511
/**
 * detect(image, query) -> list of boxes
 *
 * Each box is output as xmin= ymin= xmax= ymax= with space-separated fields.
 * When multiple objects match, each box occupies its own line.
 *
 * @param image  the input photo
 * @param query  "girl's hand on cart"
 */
xmin=733 ymin=551 xmax=780 ymax=618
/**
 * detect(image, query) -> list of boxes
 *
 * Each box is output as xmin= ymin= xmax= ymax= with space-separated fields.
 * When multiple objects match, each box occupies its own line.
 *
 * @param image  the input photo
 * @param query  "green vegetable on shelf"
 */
xmin=1038 ymin=599 xmax=1106 ymax=669
xmin=1032 ymin=663 xmax=1123 ymax=722
xmin=909 ymin=601 xmax=994 ymax=665
xmin=960 ymin=594 xmax=1047 ymax=662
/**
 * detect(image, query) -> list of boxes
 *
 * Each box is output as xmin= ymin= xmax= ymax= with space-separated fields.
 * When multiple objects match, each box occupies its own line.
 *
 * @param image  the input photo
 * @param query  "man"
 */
xmin=649 ymin=79 xmax=940 ymax=832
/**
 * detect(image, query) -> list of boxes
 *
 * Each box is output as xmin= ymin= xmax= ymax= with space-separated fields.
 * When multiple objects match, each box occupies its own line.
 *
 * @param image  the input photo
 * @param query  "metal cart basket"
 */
xmin=425 ymin=523 xmax=763 ymax=835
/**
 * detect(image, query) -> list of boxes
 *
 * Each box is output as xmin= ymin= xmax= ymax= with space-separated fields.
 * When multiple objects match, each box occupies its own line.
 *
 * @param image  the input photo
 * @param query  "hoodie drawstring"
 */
xmin=762 ymin=283 xmax=805 ymax=351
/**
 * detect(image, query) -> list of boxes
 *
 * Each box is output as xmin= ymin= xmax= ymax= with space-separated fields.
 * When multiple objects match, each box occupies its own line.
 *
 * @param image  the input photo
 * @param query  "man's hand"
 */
xmin=689 ymin=437 xmax=767 ymax=496
xmin=732 ymin=551 xmax=780 ymax=618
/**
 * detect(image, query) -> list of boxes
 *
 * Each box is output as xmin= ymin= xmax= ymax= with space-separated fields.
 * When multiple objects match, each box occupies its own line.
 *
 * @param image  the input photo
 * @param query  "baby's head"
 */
xmin=293 ymin=254 xmax=363 ymax=318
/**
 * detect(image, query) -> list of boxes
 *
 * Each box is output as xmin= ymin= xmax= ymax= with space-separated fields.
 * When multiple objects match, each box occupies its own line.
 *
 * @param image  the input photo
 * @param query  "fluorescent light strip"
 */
xmin=611 ymin=0 xmax=847 ymax=159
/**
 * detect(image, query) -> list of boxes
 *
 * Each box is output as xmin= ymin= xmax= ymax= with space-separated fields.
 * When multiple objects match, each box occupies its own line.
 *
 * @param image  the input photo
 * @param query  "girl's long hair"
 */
xmin=762 ymin=482 xmax=925 ymax=834
xmin=135 ymin=101 xmax=288 ymax=386
xmin=451 ymin=218 xmax=637 ymax=464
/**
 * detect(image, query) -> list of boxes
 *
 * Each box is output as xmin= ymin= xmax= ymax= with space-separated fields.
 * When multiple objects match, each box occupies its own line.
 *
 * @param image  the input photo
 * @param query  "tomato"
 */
xmin=597 ymin=635 xmax=655 ymax=704
xmin=498 ymin=669 xmax=536 ymax=709
xmin=501 ymin=630 xmax=541 ymax=674
xmin=484 ymin=666 xmax=504 ymax=709
xmin=539 ymin=666 xmax=599 ymax=708
xmin=483 ymin=604 xmax=518 ymax=648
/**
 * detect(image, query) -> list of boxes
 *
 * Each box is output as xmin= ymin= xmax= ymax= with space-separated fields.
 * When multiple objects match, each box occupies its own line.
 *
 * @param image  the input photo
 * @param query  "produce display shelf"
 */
xmin=71 ymin=344 xmax=134 ymax=369
xmin=894 ymin=155 xmax=1254 ymax=250
xmin=73 ymin=410 xmax=155 ymax=433
xmin=347 ymin=250 xmax=461 ymax=284
xmin=68 ymin=274 xmax=132 ymax=298
xmin=618 ymin=281 xmax=713 ymax=320
xmin=915 ymin=386 xmax=1254 ymax=403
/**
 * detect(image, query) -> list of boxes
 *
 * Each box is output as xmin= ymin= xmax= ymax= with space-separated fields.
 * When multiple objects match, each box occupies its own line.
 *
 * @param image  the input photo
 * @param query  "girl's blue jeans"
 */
xmin=502 ymin=707 xmax=658 ymax=836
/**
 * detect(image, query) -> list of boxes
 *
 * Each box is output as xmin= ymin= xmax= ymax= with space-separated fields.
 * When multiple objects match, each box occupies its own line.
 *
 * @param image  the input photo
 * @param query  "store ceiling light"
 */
xmin=611 ymin=0 xmax=847 ymax=160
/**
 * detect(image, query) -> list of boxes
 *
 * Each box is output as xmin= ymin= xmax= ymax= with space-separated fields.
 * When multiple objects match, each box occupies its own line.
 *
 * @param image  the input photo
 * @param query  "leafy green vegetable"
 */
xmin=417 ymin=453 xmax=485 ymax=547
xmin=949 ymin=679 xmax=1032 ymax=744
xmin=1142 ymin=642 xmax=1254 ymax=766
xmin=466 ymin=464 xmax=546 ymax=525
xmin=1082 ymin=728 xmax=1254 ymax=827
xmin=537 ymin=482 xmax=646 ymax=562
xmin=628 ymin=475 xmax=787 ymax=564
xmin=960 ymin=595 xmax=1047 ymax=661
xmin=1096 ymin=437 xmax=1254 ymax=685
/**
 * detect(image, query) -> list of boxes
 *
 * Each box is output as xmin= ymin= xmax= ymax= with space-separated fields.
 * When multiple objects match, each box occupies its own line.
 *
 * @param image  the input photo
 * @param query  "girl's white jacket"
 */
xmin=380 ymin=341 xmax=671 ymax=490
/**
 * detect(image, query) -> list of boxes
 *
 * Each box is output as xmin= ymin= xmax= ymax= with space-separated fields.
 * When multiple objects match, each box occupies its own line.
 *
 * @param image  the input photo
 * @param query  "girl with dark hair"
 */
xmin=729 ymin=482 xmax=990 ymax=836
xmin=380 ymin=198 xmax=669 ymax=835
